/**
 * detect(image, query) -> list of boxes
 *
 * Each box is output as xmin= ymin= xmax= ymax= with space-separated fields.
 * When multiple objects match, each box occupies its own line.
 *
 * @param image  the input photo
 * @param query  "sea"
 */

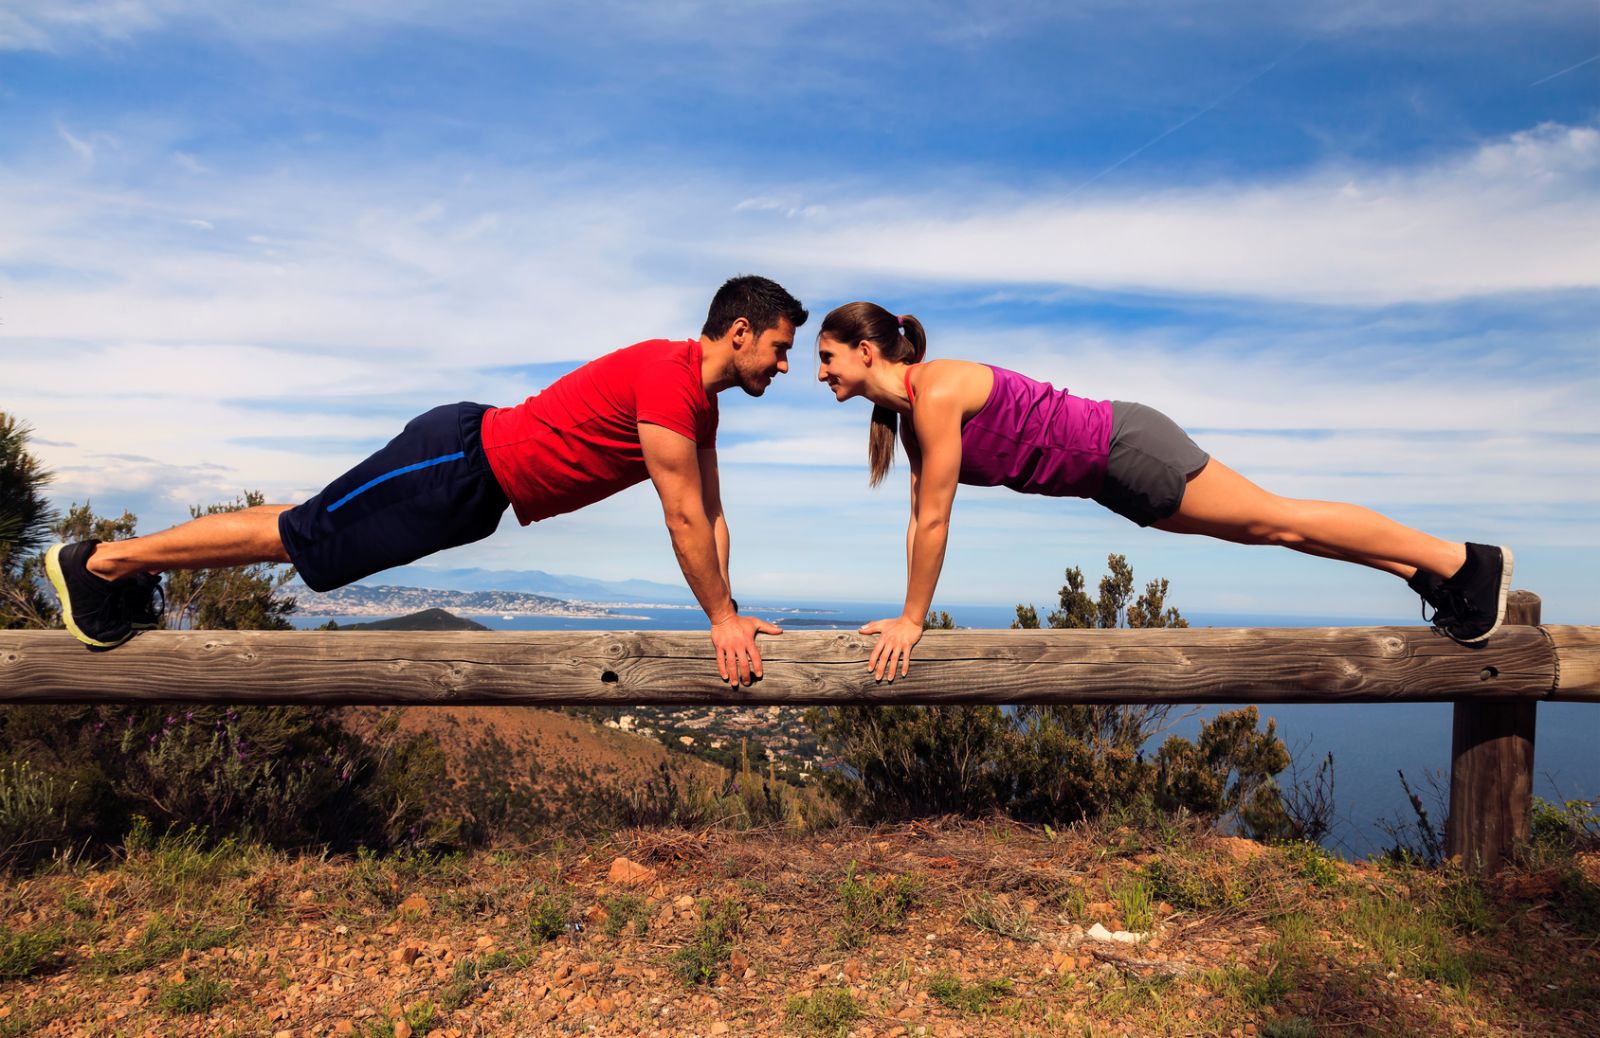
xmin=291 ymin=600 xmax=1598 ymax=860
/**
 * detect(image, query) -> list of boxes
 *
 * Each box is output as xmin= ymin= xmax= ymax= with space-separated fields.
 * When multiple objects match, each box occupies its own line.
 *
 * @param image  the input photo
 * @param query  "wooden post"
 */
xmin=1446 ymin=591 xmax=1540 ymax=875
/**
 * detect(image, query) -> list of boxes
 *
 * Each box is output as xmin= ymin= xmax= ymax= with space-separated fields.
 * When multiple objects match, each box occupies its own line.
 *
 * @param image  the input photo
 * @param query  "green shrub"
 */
xmin=836 ymin=864 xmax=920 ymax=949
xmin=807 ymin=555 xmax=1293 ymax=830
xmin=671 ymin=900 xmax=742 ymax=985
xmin=1280 ymin=841 xmax=1341 ymax=889
xmin=526 ymin=884 xmax=573 ymax=944
xmin=601 ymin=893 xmax=650 ymax=937
xmin=0 ymin=761 xmax=77 ymax=872
xmin=786 ymin=987 xmax=862 ymax=1034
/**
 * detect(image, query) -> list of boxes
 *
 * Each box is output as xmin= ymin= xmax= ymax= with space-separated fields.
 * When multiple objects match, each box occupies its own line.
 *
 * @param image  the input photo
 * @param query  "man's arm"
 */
xmin=699 ymin=447 xmax=732 ymax=594
xmin=639 ymin=424 xmax=778 ymax=685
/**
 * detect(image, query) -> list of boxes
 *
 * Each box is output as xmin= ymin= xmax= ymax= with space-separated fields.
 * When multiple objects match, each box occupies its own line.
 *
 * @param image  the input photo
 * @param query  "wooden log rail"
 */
xmin=1 ymin=590 xmax=1594 ymax=872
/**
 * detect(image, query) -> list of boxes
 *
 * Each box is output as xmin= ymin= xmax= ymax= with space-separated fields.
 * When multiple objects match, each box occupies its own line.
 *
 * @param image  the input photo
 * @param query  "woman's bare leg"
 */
xmin=1153 ymin=460 xmax=1466 ymax=580
xmin=85 ymin=505 xmax=294 ymax=581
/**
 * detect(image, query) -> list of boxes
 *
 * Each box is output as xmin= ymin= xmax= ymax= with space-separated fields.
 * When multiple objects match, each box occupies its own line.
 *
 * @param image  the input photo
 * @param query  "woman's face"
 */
xmin=816 ymin=334 xmax=871 ymax=401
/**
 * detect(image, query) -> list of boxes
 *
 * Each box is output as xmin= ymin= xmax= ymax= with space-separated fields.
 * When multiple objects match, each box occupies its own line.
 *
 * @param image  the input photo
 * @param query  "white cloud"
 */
xmin=733 ymin=124 xmax=1600 ymax=306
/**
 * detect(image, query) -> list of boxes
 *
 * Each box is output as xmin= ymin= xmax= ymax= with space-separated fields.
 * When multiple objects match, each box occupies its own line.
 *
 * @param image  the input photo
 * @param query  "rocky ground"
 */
xmin=3 ymin=819 xmax=1596 ymax=1037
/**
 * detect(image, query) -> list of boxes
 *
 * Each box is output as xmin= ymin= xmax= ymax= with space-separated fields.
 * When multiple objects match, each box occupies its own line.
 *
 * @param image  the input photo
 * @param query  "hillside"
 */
xmin=3 ymin=819 xmax=1595 ymax=1036
xmin=330 ymin=609 xmax=492 ymax=632
xmin=326 ymin=611 xmax=741 ymax=829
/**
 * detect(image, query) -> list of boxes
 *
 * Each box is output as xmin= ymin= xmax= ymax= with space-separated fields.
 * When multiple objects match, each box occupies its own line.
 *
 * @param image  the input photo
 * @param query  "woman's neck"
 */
xmin=865 ymin=359 xmax=915 ymax=413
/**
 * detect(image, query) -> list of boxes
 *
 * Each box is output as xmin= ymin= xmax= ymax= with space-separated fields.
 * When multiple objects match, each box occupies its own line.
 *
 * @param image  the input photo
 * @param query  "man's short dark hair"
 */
xmin=702 ymin=275 xmax=808 ymax=339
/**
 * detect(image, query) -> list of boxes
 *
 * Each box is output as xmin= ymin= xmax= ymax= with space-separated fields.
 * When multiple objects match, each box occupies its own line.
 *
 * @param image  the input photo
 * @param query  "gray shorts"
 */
xmin=1091 ymin=402 xmax=1210 ymax=527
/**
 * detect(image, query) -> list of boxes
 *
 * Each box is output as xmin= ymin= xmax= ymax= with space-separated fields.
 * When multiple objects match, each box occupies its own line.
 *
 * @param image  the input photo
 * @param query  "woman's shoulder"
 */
xmin=913 ymin=359 xmax=995 ymax=418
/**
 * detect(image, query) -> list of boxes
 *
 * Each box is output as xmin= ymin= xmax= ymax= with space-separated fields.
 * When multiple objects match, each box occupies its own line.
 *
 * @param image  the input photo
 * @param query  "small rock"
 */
xmin=394 ymin=1021 xmax=413 ymax=1038
xmin=608 ymin=857 xmax=659 ymax=886
xmin=710 ymin=1023 xmax=729 ymax=1035
xmin=332 ymin=1022 xmax=355 ymax=1037
xmin=674 ymin=894 xmax=696 ymax=910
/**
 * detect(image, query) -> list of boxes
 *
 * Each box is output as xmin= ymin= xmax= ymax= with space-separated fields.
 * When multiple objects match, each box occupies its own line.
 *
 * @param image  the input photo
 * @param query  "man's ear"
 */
xmin=729 ymin=316 xmax=751 ymax=348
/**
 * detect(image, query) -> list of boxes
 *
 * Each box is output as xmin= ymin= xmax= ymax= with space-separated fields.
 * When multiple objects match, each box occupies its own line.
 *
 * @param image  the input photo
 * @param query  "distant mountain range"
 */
xmin=342 ymin=565 xmax=696 ymax=604
xmin=287 ymin=582 xmax=632 ymax=618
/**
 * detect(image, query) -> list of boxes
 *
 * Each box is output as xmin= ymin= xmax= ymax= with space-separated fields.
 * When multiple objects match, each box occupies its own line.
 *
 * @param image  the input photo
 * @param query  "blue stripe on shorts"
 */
xmin=325 ymin=451 xmax=467 ymax=512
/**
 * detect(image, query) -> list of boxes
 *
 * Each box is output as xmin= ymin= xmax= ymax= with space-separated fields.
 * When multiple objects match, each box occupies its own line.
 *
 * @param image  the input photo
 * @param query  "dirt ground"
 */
xmin=3 ymin=819 xmax=1597 ymax=1037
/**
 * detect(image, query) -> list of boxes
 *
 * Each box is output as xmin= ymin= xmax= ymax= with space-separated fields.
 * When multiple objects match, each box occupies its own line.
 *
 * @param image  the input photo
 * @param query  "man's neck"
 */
xmin=700 ymin=334 xmax=733 ymax=395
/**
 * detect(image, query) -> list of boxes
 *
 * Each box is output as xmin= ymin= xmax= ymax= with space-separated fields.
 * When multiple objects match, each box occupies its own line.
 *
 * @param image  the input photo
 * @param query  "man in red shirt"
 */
xmin=45 ymin=276 xmax=807 ymax=686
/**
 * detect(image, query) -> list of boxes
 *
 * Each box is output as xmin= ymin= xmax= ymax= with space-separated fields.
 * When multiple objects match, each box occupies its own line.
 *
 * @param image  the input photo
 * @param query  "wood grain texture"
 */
xmin=1445 ymin=592 xmax=1540 ymax=875
xmin=0 ymin=624 xmax=1583 ymax=705
xmin=1545 ymin=625 xmax=1600 ymax=698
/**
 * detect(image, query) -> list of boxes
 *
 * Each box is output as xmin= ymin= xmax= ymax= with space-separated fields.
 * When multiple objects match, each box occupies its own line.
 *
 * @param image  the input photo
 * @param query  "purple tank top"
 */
xmin=910 ymin=364 xmax=1114 ymax=498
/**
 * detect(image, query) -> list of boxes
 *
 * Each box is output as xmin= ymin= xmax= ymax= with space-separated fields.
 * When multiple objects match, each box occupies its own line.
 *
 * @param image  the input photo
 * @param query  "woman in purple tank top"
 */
xmin=815 ymin=302 xmax=1513 ymax=681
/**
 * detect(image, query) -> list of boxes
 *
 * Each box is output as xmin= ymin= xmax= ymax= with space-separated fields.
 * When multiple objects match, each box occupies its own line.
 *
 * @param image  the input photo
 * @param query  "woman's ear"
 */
xmin=858 ymin=339 xmax=874 ymax=364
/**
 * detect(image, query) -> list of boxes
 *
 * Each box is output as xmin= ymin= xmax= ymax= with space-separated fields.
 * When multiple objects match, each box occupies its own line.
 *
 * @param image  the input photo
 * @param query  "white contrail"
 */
xmin=1066 ymin=39 xmax=1310 ymax=198
xmin=1531 ymin=53 xmax=1599 ymax=87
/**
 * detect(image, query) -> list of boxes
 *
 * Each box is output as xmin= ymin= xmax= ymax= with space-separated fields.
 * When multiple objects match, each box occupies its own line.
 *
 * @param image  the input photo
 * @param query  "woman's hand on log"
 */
xmin=860 ymin=616 xmax=924 ymax=682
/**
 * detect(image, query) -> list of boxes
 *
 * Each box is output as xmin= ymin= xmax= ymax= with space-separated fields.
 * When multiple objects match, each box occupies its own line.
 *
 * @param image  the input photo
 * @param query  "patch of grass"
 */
xmin=158 ymin=973 xmax=230 ymax=1014
xmin=360 ymin=1002 xmax=439 ymax=1037
xmin=1113 ymin=875 xmax=1155 ymax=933
xmin=1338 ymin=872 xmax=1489 ymax=991
xmin=438 ymin=952 xmax=514 ymax=1012
xmin=600 ymin=893 xmax=650 ymax=938
xmin=62 ymin=891 xmax=97 ymax=916
xmin=960 ymin=891 xmax=1035 ymax=942
xmin=786 ymin=987 xmax=863 ymax=1035
xmin=0 ymin=1004 xmax=67 ymax=1038
xmin=351 ymin=846 xmax=467 ymax=909
xmin=88 ymin=913 xmax=241 ymax=976
xmin=1141 ymin=856 xmax=1237 ymax=913
xmin=1279 ymin=841 xmax=1341 ymax=889
xmin=1092 ymin=973 xmax=1174 ymax=1015
xmin=121 ymin=820 xmax=260 ymax=899
xmin=671 ymin=900 xmax=742 ymax=985
xmin=0 ymin=925 xmax=65 ymax=979
xmin=1260 ymin=1018 xmax=1319 ymax=1038
xmin=835 ymin=863 xmax=920 ymax=949
xmin=526 ymin=883 xmax=573 ymax=944
xmin=927 ymin=971 xmax=1013 ymax=1012
xmin=1552 ymin=866 xmax=1600 ymax=938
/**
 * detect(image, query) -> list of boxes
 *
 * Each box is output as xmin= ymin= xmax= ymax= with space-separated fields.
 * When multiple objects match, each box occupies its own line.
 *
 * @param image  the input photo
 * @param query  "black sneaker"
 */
xmin=1427 ymin=544 xmax=1515 ymax=645
xmin=44 ymin=541 xmax=162 ymax=649
xmin=1407 ymin=568 xmax=1450 ymax=624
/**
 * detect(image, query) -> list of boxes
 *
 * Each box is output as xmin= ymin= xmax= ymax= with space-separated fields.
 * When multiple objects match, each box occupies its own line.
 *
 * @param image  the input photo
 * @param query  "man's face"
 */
xmin=733 ymin=317 xmax=795 ymax=397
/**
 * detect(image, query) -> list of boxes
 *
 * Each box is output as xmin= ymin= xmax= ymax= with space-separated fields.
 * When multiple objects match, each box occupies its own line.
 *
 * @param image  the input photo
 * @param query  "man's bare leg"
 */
xmin=86 ymin=505 xmax=295 ymax=580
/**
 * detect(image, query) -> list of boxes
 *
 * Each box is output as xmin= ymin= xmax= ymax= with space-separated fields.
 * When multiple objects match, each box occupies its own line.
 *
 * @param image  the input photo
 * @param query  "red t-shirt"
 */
xmin=481 ymin=339 xmax=718 ymax=525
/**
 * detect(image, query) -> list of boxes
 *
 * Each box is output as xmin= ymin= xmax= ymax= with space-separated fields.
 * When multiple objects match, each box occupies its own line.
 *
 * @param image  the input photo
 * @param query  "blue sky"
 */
xmin=3 ymin=2 xmax=1598 ymax=621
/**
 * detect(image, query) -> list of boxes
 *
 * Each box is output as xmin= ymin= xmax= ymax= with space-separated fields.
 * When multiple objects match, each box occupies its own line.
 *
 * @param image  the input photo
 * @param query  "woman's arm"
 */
xmin=861 ymin=378 xmax=962 ymax=681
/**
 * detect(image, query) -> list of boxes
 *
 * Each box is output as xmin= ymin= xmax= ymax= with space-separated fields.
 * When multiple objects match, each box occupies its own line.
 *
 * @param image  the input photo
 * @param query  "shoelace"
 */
xmin=117 ymin=574 xmax=165 ymax=627
xmin=1432 ymin=586 xmax=1475 ymax=637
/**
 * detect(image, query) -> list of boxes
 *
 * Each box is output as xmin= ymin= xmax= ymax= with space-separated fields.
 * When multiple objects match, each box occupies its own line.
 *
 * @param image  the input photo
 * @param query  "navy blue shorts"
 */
xmin=279 ymin=402 xmax=510 ymax=592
